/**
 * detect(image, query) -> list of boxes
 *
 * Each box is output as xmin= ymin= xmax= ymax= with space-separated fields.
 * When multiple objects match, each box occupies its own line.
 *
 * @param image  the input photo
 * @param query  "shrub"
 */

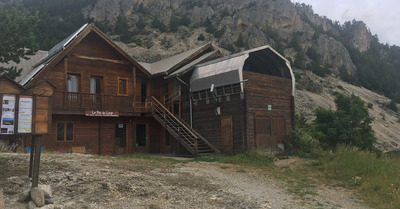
xmin=284 ymin=129 xmax=324 ymax=158
xmin=313 ymin=93 xmax=376 ymax=150
xmin=387 ymin=100 xmax=398 ymax=112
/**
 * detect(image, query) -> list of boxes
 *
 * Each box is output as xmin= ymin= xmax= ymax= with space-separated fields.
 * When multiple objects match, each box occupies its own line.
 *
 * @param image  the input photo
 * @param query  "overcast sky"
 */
xmin=291 ymin=0 xmax=400 ymax=46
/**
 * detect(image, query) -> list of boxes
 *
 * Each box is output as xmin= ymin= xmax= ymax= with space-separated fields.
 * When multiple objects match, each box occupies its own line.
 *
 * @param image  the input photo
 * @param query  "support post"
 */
xmin=31 ymin=135 xmax=42 ymax=188
xmin=28 ymin=136 xmax=35 ymax=179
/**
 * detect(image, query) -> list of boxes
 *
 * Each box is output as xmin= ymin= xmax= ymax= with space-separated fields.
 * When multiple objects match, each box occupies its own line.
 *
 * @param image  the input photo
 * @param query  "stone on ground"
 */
xmin=30 ymin=187 xmax=45 ymax=207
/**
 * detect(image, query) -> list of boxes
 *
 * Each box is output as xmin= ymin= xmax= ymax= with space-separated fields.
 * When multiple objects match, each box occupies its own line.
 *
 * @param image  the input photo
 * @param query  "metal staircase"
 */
xmin=151 ymin=96 xmax=219 ymax=156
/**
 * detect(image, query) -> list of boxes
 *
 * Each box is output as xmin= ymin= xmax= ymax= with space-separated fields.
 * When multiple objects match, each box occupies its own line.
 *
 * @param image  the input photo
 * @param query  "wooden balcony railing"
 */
xmin=52 ymin=91 xmax=151 ymax=112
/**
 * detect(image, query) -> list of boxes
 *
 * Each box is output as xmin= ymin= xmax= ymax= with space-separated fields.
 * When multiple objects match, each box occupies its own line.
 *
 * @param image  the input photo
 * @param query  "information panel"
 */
xmin=1 ymin=95 xmax=16 ymax=134
xmin=18 ymin=96 xmax=33 ymax=133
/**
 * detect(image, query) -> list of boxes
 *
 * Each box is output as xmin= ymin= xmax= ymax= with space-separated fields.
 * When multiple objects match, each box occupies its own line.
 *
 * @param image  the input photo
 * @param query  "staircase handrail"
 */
xmin=151 ymin=96 xmax=198 ymax=140
xmin=164 ymin=90 xmax=180 ymax=105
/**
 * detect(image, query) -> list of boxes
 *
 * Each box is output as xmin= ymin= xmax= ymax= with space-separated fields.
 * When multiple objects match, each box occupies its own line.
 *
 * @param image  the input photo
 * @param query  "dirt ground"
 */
xmin=0 ymin=152 xmax=371 ymax=209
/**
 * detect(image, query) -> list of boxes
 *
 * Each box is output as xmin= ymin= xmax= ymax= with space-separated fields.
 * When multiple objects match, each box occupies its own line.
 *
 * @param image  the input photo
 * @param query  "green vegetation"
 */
xmin=152 ymin=18 xmax=167 ymax=32
xmin=387 ymin=100 xmax=398 ymax=112
xmin=323 ymin=146 xmax=400 ymax=209
xmin=313 ymin=93 xmax=376 ymax=150
xmin=283 ymin=93 xmax=399 ymax=208
xmin=195 ymin=150 xmax=275 ymax=167
xmin=23 ymin=0 xmax=97 ymax=50
xmin=0 ymin=2 xmax=39 ymax=79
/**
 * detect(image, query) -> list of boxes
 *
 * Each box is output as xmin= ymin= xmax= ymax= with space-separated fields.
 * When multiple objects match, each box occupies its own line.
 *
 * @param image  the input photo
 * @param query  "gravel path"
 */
xmin=0 ymin=153 xmax=371 ymax=209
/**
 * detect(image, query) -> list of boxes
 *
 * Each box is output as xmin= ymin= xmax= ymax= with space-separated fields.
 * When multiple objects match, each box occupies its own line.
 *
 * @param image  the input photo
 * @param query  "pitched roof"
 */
xmin=139 ymin=43 xmax=219 ymax=76
xmin=19 ymin=23 xmax=149 ymax=87
xmin=0 ymin=50 xmax=48 ymax=83
xmin=165 ymin=50 xmax=222 ymax=78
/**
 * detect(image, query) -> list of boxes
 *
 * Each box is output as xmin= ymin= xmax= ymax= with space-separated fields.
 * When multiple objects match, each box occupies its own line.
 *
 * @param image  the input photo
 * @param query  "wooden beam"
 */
xmin=71 ymin=54 xmax=130 ymax=65
xmin=133 ymin=66 xmax=136 ymax=109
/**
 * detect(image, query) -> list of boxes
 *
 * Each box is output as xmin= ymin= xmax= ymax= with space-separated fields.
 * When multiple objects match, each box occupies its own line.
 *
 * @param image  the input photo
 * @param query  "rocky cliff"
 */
xmin=81 ymin=0 xmax=372 ymax=75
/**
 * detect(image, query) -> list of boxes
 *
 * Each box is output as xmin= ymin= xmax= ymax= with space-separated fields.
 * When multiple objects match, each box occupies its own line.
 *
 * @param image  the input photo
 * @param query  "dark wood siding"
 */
xmin=191 ymin=94 xmax=244 ymax=154
xmin=244 ymin=71 xmax=294 ymax=152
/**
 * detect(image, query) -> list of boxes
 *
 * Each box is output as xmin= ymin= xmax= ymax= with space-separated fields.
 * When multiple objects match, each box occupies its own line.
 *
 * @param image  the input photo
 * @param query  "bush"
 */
xmin=284 ymin=129 xmax=324 ymax=158
xmin=313 ymin=93 xmax=376 ymax=150
xmin=387 ymin=100 xmax=398 ymax=112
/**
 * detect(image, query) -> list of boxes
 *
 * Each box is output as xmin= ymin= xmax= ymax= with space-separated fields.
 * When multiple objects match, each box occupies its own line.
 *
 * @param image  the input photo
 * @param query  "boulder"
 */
xmin=30 ymin=187 xmax=45 ymax=207
xmin=28 ymin=201 xmax=36 ymax=209
xmin=18 ymin=189 xmax=31 ymax=202
xmin=39 ymin=184 xmax=53 ymax=198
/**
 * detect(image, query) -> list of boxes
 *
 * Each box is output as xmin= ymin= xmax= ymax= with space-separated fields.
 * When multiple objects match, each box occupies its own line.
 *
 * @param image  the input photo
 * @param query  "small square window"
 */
xmin=57 ymin=122 xmax=74 ymax=142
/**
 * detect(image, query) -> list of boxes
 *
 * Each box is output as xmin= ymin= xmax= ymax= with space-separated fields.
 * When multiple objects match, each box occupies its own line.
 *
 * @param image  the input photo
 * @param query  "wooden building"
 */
xmin=15 ymin=24 xmax=295 ymax=156
xmin=186 ymin=46 xmax=295 ymax=153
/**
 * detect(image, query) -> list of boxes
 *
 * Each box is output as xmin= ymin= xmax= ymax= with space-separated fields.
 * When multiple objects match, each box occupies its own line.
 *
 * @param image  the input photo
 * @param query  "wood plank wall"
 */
xmin=243 ymin=71 xmax=294 ymax=151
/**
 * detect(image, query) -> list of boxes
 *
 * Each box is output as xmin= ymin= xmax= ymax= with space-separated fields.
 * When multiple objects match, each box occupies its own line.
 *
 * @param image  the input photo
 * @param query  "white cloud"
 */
xmin=292 ymin=0 xmax=400 ymax=46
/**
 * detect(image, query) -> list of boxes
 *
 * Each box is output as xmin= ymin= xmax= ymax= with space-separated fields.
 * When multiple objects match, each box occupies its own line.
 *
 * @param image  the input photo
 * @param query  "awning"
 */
xmin=190 ymin=54 xmax=248 ymax=92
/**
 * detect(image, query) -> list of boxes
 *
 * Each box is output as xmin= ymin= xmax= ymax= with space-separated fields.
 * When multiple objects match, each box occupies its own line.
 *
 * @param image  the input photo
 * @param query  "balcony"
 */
xmin=52 ymin=91 xmax=151 ymax=114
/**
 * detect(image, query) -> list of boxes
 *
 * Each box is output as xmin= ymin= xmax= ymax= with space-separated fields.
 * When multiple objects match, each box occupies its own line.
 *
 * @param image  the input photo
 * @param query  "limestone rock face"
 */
xmin=343 ymin=21 xmax=373 ymax=52
xmin=314 ymin=35 xmax=357 ymax=75
xmin=81 ymin=0 xmax=373 ymax=75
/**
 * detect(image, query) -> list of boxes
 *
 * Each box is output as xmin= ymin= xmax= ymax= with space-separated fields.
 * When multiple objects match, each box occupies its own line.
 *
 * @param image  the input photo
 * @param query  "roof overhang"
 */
xmin=190 ymin=45 xmax=295 ymax=95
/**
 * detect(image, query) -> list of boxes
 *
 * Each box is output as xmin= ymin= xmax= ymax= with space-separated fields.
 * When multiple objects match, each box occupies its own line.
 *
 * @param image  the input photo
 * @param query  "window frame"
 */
xmin=90 ymin=76 xmax=102 ymax=94
xmin=117 ymin=77 xmax=128 ymax=96
xmin=67 ymin=74 xmax=80 ymax=93
xmin=56 ymin=121 xmax=75 ymax=142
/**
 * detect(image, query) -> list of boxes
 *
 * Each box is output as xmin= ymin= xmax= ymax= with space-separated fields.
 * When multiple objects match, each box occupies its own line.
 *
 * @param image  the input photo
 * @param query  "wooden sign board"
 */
xmin=0 ymin=94 xmax=50 ymax=135
xmin=34 ymin=96 xmax=50 ymax=134
xmin=85 ymin=110 xmax=119 ymax=117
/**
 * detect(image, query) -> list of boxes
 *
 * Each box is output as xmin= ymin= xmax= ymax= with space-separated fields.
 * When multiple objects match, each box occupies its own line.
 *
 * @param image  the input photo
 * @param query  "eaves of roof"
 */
xmin=20 ymin=23 xmax=150 ymax=87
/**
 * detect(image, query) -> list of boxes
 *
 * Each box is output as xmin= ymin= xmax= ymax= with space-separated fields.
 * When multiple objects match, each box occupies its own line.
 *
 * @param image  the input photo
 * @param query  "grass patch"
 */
xmin=323 ymin=146 xmax=400 ymax=209
xmin=287 ymin=179 xmax=318 ymax=198
xmin=195 ymin=151 xmax=275 ymax=167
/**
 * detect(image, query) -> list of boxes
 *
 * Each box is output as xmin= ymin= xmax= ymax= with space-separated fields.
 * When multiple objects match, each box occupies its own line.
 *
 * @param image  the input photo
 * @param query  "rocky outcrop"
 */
xmin=342 ymin=21 xmax=373 ymax=52
xmin=81 ymin=0 xmax=367 ymax=77
xmin=314 ymin=35 xmax=357 ymax=75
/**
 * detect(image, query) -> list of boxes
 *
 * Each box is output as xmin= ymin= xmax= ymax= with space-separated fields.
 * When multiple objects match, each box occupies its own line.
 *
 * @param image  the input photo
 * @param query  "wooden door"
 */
xmin=221 ymin=116 xmax=233 ymax=154
xmin=254 ymin=115 xmax=271 ymax=151
xmin=254 ymin=114 xmax=285 ymax=152
xmin=271 ymin=117 xmax=285 ymax=151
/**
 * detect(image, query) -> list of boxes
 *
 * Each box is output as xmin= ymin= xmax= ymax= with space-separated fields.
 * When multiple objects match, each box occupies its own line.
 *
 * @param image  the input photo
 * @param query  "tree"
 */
xmin=313 ymin=93 xmax=376 ymax=150
xmin=0 ymin=2 xmax=39 ymax=79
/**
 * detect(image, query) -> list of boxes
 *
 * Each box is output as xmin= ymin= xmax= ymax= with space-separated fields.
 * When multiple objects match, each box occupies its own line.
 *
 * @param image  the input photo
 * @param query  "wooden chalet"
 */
xmin=186 ymin=46 xmax=295 ymax=153
xmin=16 ymin=23 xmax=295 ymax=156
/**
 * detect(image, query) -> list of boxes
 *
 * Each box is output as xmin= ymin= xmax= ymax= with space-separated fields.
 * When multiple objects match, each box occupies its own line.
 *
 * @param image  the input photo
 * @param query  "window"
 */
xmin=136 ymin=124 xmax=146 ymax=147
xmin=118 ymin=78 xmax=128 ymax=95
xmin=90 ymin=76 xmax=102 ymax=94
xmin=115 ymin=124 xmax=126 ymax=148
xmin=67 ymin=74 xmax=79 ymax=92
xmin=141 ymin=82 xmax=147 ymax=104
xmin=57 ymin=122 xmax=74 ymax=141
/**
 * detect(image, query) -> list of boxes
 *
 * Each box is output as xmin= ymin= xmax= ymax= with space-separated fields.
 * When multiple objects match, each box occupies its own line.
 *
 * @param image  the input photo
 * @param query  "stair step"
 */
xmin=152 ymin=97 xmax=218 ymax=156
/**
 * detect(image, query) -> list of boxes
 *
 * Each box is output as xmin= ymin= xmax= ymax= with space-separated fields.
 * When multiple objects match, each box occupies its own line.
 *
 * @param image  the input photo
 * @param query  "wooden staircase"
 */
xmin=151 ymin=96 xmax=219 ymax=156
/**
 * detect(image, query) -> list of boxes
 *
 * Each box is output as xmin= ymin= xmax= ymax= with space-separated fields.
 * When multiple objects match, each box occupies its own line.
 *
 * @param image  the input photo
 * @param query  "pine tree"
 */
xmin=0 ymin=2 xmax=39 ymax=79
